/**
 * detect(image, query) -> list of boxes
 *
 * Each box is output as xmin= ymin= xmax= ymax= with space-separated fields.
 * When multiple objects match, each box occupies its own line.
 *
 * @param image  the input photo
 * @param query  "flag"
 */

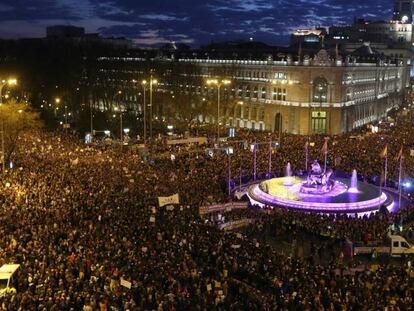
xmin=380 ymin=145 xmax=388 ymax=158
xmin=395 ymin=147 xmax=403 ymax=161
xmin=321 ymin=140 xmax=328 ymax=154
xmin=380 ymin=169 xmax=385 ymax=186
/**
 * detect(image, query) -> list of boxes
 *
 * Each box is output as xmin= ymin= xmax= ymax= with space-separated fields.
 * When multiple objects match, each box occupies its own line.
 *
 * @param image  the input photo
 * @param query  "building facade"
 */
xmin=179 ymin=49 xmax=406 ymax=135
xmin=89 ymin=46 xmax=408 ymax=136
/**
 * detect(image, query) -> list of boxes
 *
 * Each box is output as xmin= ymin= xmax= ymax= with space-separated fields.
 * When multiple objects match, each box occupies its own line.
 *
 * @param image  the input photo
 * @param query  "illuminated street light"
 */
xmin=205 ymin=79 xmax=231 ymax=141
xmin=141 ymin=80 xmax=147 ymax=142
xmin=149 ymin=77 xmax=157 ymax=140
xmin=140 ymin=77 xmax=157 ymax=141
xmin=114 ymin=106 xmax=124 ymax=143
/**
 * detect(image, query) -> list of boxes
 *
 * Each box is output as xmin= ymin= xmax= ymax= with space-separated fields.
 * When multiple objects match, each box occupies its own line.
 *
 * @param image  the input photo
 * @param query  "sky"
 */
xmin=0 ymin=0 xmax=393 ymax=47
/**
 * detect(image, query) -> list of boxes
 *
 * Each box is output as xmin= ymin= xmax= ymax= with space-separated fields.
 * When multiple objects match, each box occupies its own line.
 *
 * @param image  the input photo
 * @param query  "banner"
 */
xmin=219 ymin=219 xmax=255 ymax=231
xmin=120 ymin=278 xmax=132 ymax=289
xmin=158 ymin=194 xmax=180 ymax=207
xmin=166 ymin=137 xmax=207 ymax=145
xmin=199 ymin=202 xmax=249 ymax=215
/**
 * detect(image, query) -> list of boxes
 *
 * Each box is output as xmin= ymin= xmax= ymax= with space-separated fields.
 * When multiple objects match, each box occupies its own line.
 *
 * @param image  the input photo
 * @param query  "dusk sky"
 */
xmin=0 ymin=0 xmax=393 ymax=47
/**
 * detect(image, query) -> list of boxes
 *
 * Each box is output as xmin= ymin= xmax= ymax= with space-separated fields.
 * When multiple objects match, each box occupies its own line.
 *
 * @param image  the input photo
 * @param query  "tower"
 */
xmin=393 ymin=0 xmax=413 ymax=23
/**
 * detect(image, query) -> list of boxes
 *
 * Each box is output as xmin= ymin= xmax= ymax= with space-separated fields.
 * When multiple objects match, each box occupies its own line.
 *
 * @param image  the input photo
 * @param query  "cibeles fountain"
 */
xmin=247 ymin=160 xmax=394 ymax=215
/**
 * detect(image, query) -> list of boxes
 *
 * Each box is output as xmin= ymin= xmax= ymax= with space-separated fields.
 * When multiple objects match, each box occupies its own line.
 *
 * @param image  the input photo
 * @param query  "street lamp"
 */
xmin=114 ymin=107 xmax=123 ymax=143
xmin=206 ymin=79 xmax=231 ymax=141
xmin=54 ymin=97 xmax=61 ymax=117
xmin=141 ymin=80 xmax=147 ymax=142
xmin=149 ymin=77 xmax=158 ymax=140
xmin=55 ymin=97 xmax=68 ymax=133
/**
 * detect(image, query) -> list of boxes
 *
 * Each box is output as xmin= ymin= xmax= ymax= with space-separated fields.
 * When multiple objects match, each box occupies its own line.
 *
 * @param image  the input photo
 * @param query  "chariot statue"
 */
xmin=301 ymin=160 xmax=334 ymax=194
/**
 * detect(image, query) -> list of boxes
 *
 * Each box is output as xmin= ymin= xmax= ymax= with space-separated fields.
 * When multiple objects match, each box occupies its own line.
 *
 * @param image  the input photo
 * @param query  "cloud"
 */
xmin=0 ymin=0 xmax=394 ymax=47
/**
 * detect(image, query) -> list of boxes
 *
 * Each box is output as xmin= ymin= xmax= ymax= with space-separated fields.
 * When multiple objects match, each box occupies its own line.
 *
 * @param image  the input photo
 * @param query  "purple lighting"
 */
xmin=247 ymin=176 xmax=391 ymax=215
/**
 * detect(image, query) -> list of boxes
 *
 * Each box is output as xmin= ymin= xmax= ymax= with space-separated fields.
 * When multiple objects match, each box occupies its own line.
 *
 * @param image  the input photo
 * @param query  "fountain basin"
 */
xmin=248 ymin=177 xmax=392 ymax=214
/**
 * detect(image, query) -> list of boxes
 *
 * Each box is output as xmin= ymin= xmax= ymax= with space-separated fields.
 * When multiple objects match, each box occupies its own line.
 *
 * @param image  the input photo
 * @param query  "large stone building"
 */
xmin=177 ymin=47 xmax=407 ymax=135
xmin=90 ymin=43 xmax=408 ymax=136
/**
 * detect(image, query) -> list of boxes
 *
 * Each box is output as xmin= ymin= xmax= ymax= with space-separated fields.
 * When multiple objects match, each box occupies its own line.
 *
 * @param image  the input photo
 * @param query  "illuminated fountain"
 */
xmin=283 ymin=162 xmax=293 ymax=186
xmin=348 ymin=169 xmax=359 ymax=193
xmin=248 ymin=160 xmax=392 ymax=215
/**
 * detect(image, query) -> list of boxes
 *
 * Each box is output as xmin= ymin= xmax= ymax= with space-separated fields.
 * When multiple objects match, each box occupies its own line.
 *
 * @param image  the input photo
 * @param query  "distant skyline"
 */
xmin=0 ymin=0 xmax=394 ymax=47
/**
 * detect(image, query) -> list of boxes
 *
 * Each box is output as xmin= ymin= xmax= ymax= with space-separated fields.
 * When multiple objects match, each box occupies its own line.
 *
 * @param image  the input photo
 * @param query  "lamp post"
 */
xmin=90 ymin=101 xmax=93 ymax=137
xmin=54 ymin=97 xmax=61 ymax=118
xmin=149 ymin=76 xmax=158 ymax=140
xmin=206 ymin=79 xmax=231 ymax=141
xmin=111 ymin=90 xmax=124 ymax=146
xmin=141 ymin=80 xmax=147 ymax=142
xmin=114 ymin=107 xmax=123 ymax=143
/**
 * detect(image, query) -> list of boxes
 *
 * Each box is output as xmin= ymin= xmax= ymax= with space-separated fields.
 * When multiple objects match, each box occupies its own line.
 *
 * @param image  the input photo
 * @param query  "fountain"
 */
xmin=247 ymin=161 xmax=392 ymax=215
xmin=283 ymin=162 xmax=293 ymax=186
xmin=348 ymin=169 xmax=359 ymax=193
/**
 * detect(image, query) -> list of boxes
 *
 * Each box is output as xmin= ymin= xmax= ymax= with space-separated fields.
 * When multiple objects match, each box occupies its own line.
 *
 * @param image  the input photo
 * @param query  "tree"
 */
xmin=0 ymin=99 xmax=43 ymax=163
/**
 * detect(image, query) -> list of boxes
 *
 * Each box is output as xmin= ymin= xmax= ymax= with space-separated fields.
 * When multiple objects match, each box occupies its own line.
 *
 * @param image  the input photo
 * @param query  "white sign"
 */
xmin=166 ymin=137 xmax=207 ymax=145
xmin=158 ymin=193 xmax=180 ymax=207
xmin=120 ymin=278 xmax=132 ymax=289
xmin=199 ymin=202 xmax=249 ymax=215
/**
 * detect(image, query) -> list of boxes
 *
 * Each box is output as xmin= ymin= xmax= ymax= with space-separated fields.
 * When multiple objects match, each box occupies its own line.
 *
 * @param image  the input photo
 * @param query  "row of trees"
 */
xmin=0 ymin=99 xmax=42 ymax=164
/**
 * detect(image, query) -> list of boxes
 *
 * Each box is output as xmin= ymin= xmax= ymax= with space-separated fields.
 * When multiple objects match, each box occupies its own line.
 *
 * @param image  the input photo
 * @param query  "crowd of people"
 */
xmin=0 ymin=113 xmax=412 ymax=310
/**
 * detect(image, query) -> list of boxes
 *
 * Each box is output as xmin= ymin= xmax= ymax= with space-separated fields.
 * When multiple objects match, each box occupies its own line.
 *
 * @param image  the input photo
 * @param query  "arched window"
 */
xmin=253 ymin=86 xmax=258 ymax=98
xmin=245 ymin=86 xmax=251 ymax=98
xmin=313 ymin=77 xmax=328 ymax=103
xmin=346 ymin=88 xmax=352 ymax=101
xmin=274 ymin=113 xmax=282 ymax=133
xmin=261 ymin=87 xmax=266 ymax=99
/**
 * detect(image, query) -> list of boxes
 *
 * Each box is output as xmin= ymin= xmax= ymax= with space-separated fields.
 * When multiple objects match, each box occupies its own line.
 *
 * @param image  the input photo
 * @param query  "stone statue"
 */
xmin=301 ymin=160 xmax=334 ymax=194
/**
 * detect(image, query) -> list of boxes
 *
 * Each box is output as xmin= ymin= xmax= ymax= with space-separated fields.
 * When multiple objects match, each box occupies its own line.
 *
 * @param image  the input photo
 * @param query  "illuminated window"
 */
xmin=313 ymin=77 xmax=328 ymax=102
xmin=311 ymin=111 xmax=327 ymax=133
xmin=274 ymin=72 xmax=287 ymax=80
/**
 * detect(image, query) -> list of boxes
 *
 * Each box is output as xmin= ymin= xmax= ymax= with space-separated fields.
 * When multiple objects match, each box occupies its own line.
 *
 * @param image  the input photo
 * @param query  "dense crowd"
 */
xmin=0 ymin=114 xmax=412 ymax=310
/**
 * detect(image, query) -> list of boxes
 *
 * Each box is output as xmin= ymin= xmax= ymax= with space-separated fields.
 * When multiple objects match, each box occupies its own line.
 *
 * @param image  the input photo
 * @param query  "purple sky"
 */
xmin=0 ymin=0 xmax=393 ymax=46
